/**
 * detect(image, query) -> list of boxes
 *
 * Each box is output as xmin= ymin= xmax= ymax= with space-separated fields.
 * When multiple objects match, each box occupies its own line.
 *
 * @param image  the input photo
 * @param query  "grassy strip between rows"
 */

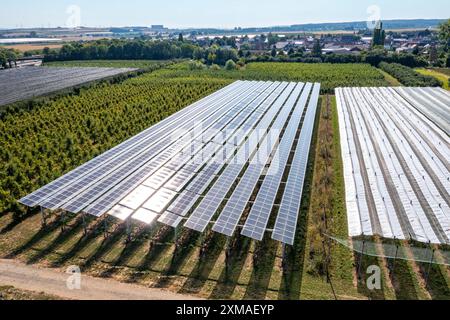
xmin=301 ymin=95 xmax=364 ymax=300
xmin=377 ymin=69 xmax=403 ymax=86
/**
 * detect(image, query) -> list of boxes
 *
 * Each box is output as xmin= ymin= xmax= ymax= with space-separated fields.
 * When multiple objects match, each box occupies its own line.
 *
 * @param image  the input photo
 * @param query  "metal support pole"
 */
xmin=82 ymin=213 xmax=88 ymax=236
xmin=40 ymin=206 xmax=46 ymax=227
xmin=225 ymin=237 xmax=231 ymax=281
xmin=391 ymin=242 xmax=399 ymax=275
xmin=424 ymin=247 xmax=435 ymax=288
xmin=103 ymin=218 xmax=108 ymax=239
xmin=126 ymin=219 xmax=132 ymax=243
xmin=357 ymin=239 xmax=366 ymax=281
xmin=174 ymin=226 xmax=178 ymax=243
xmin=173 ymin=227 xmax=180 ymax=258
xmin=60 ymin=211 xmax=66 ymax=233
xmin=281 ymin=243 xmax=288 ymax=275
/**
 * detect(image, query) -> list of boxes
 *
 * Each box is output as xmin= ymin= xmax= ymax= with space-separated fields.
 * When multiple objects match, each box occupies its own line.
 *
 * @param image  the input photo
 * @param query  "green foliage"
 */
xmin=0 ymin=61 xmax=388 ymax=215
xmin=0 ymin=50 xmax=6 ymax=67
xmin=210 ymin=64 xmax=222 ymax=70
xmin=379 ymin=62 xmax=443 ymax=87
xmin=0 ymin=65 xmax=229 ymax=215
xmin=271 ymin=47 xmax=277 ymax=57
xmin=312 ymin=39 xmax=322 ymax=57
xmin=372 ymin=21 xmax=386 ymax=47
xmin=438 ymin=19 xmax=450 ymax=51
xmin=45 ymin=39 xmax=238 ymax=66
xmin=160 ymin=61 xmax=388 ymax=94
xmin=363 ymin=49 xmax=427 ymax=67
xmin=0 ymin=47 xmax=19 ymax=68
xmin=188 ymin=60 xmax=207 ymax=70
xmin=225 ymin=59 xmax=237 ymax=70
xmin=44 ymin=60 xmax=168 ymax=70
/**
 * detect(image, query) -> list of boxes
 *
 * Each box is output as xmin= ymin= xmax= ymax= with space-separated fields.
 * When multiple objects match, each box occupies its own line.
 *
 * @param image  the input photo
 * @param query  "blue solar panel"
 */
xmin=241 ymin=83 xmax=313 ymax=241
xmin=272 ymin=83 xmax=321 ymax=245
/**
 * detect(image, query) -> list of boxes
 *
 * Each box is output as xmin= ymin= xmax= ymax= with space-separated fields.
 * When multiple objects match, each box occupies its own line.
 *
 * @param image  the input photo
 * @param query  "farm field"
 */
xmin=18 ymin=81 xmax=320 ymax=250
xmin=1 ymin=61 xmax=449 ymax=300
xmin=0 ymin=86 xmax=366 ymax=300
xmin=1 ymin=44 xmax=63 ymax=52
xmin=0 ymin=66 xmax=137 ymax=107
xmin=378 ymin=63 xmax=442 ymax=87
xmin=45 ymin=60 xmax=170 ymax=70
xmin=157 ymin=62 xmax=390 ymax=94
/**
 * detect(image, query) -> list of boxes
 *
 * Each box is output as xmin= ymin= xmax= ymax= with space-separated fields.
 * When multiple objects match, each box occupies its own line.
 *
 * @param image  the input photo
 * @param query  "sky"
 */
xmin=1 ymin=0 xmax=449 ymax=29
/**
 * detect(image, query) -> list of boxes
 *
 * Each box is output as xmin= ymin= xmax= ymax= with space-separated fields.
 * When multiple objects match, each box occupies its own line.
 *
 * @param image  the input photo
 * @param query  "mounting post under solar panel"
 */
xmin=40 ymin=206 xmax=46 ymax=227
xmin=281 ymin=243 xmax=288 ymax=275
xmin=103 ymin=218 xmax=108 ymax=239
xmin=357 ymin=237 xmax=366 ymax=281
xmin=126 ymin=218 xmax=132 ymax=243
xmin=174 ymin=226 xmax=179 ymax=244
xmin=225 ymin=237 xmax=232 ymax=281
xmin=82 ymin=213 xmax=88 ymax=237
xmin=389 ymin=237 xmax=399 ymax=274
xmin=424 ymin=243 xmax=435 ymax=288
xmin=60 ymin=211 xmax=66 ymax=233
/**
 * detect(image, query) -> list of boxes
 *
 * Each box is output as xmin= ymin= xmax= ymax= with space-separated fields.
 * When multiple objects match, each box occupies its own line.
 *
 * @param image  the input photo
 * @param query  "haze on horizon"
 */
xmin=1 ymin=0 xmax=449 ymax=29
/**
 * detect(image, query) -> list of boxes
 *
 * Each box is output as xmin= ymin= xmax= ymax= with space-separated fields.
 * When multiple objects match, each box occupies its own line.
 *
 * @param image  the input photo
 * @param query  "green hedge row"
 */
xmin=379 ymin=62 xmax=442 ymax=87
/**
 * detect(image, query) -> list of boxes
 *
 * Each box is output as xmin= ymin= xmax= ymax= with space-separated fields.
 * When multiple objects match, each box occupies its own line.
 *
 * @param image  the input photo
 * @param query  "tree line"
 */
xmin=0 ymin=48 xmax=19 ymax=68
xmin=379 ymin=62 xmax=442 ymax=87
xmin=244 ymin=49 xmax=429 ymax=68
xmin=44 ymin=39 xmax=239 ymax=66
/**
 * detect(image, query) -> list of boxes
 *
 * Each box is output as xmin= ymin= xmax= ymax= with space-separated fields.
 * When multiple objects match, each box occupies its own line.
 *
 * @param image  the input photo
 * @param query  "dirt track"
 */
xmin=0 ymin=259 xmax=200 ymax=300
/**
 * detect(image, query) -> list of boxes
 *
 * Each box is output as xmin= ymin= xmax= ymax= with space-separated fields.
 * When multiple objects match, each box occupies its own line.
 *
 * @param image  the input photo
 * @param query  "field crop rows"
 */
xmin=155 ymin=62 xmax=390 ymax=94
xmin=0 ymin=66 xmax=137 ymax=106
xmin=44 ymin=60 xmax=169 ymax=70
xmin=379 ymin=63 xmax=442 ymax=87
xmin=0 ymin=67 xmax=230 ymax=214
xmin=337 ymin=87 xmax=450 ymax=245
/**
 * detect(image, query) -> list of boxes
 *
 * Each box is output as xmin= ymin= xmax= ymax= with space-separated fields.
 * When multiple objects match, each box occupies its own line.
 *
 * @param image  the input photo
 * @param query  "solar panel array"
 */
xmin=20 ymin=81 xmax=321 ymax=245
xmin=337 ymin=87 xmax=450 ymax=245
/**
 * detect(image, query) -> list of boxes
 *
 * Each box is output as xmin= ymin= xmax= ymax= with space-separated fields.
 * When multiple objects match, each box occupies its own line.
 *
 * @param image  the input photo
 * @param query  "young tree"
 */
xmin=372 ymin=21 xmax=386 ymax=47
xmin=312 ymin=39 xmax=322 ymax=57
xmin=429 ymin=46 xmax=438 ymax=64
xmin=438 ymin=19 xmax=450 ymax=51
xmin=0 ymin=48 xmax=8 ymax=68
xmin=225 ymin=59 xmax=236 ymax=70
xmin=271 ymin=46 xmax=277 ymax=57
xmin=178 ymin=33 xmax=184 ymax=42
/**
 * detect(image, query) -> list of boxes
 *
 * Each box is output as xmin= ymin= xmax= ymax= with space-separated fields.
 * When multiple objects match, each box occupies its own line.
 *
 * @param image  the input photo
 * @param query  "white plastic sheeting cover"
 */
xmin=336 ymin=87 xmax=450 ymax=245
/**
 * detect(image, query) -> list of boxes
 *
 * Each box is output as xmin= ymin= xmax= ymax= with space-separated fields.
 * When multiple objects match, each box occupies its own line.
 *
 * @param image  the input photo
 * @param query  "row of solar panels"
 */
xmin=20 ymin=80 xmax=320 ymax=245
xmin=337 ymin=87 xmax=450 ymax=245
